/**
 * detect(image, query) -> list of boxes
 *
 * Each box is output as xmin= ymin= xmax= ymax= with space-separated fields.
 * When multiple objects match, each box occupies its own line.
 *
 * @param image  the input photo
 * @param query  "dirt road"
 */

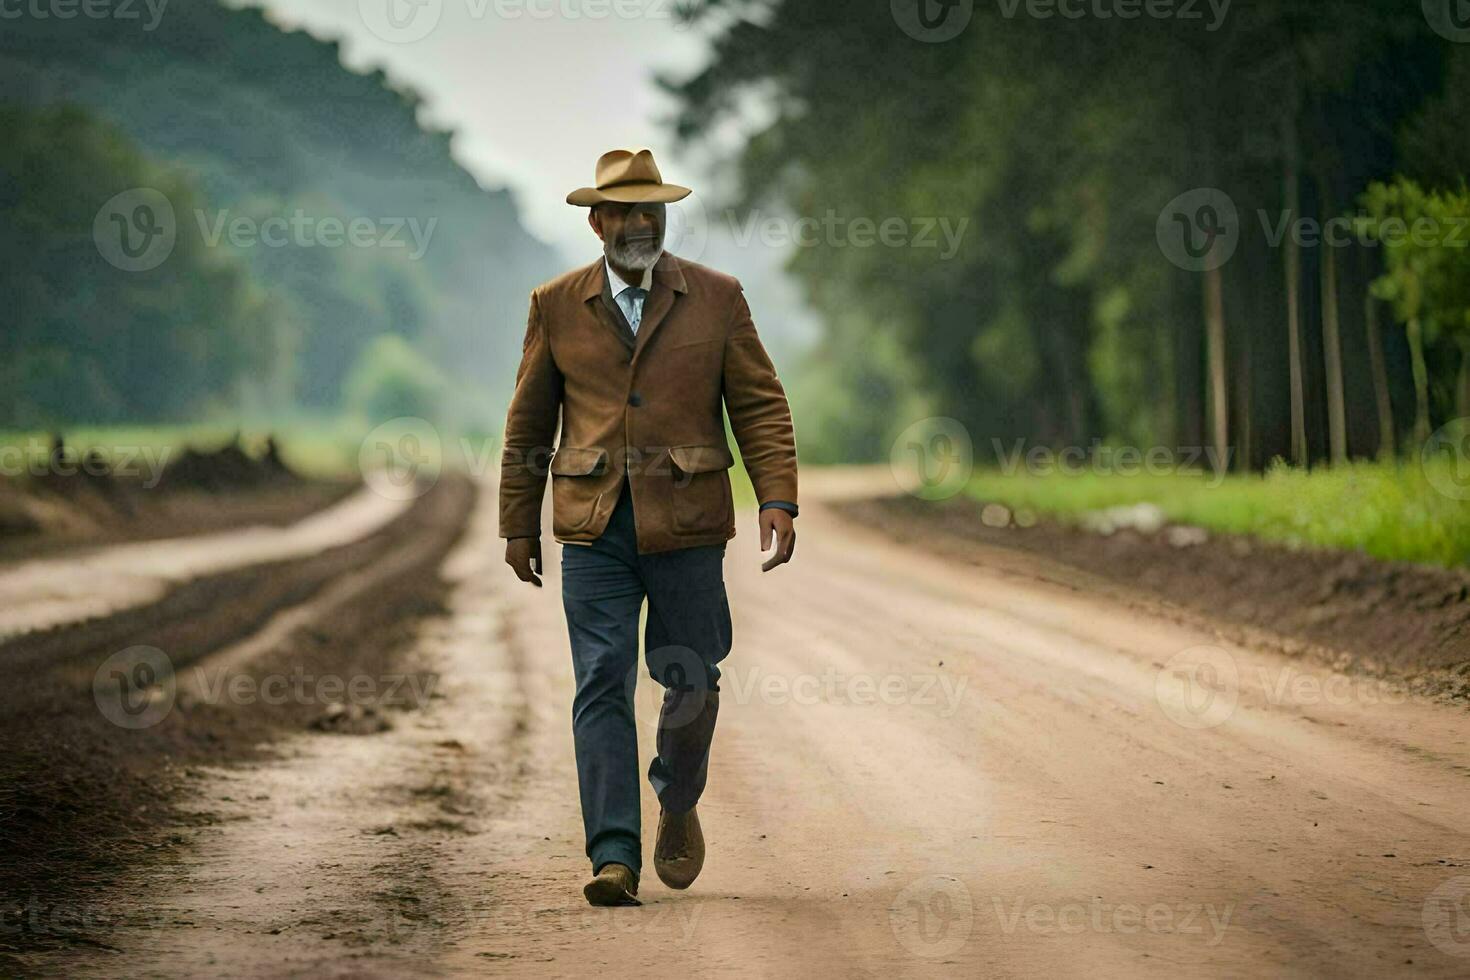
xmin=21 ymin=471 xmax=1470 ymax=978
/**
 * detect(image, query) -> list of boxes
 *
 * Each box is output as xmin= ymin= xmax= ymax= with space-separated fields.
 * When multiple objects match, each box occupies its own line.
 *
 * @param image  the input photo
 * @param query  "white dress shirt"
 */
xmin=605 ymin=254 xmax=657 ymax=334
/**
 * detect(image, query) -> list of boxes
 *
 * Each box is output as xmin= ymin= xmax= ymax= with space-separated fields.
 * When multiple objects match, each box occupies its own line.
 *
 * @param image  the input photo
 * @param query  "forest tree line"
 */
xmin=669 ymin=0 xmax=1470 ymax=469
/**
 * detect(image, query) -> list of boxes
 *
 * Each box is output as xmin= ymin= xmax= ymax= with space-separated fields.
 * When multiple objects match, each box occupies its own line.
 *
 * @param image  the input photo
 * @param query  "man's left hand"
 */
xmin=759 ymin=508 xmax=797 ymax=572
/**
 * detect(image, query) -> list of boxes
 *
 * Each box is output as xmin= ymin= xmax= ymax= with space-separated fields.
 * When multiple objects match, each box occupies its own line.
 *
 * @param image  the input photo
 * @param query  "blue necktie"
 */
xmin=617 ymin=286 xmax=647 ymax=334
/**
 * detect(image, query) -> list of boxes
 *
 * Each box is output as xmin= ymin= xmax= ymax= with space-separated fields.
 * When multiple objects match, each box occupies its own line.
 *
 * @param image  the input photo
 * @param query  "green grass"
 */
xmin=966 ymin=459 xmax=1470 ymax=568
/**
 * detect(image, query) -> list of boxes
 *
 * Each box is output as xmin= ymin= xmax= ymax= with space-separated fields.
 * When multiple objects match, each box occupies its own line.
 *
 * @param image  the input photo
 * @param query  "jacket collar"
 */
xmin=577 ymin=251 xmax=689 ymax=302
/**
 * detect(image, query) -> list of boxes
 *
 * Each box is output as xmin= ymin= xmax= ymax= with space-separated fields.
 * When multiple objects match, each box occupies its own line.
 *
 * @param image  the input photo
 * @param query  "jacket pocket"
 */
xmin=550 ymin=446 xmax=609 ymax=477
xmin=550 ymin=446 xmax=608 ymax=535
xmin=667 ymin=445 xmax=733 ymax=533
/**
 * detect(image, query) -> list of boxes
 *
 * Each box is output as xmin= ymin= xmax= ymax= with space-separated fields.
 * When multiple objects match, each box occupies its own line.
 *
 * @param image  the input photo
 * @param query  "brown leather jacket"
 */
xmin=498 ymin=253 xmax=798 ymax=554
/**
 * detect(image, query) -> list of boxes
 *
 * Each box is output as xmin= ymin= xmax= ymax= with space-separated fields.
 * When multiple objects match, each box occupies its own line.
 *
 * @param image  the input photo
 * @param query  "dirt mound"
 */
xmin=157 ymin=436 xmax=295 ymax=493
xmin=0 ymin=436 xmax=306 ymax=548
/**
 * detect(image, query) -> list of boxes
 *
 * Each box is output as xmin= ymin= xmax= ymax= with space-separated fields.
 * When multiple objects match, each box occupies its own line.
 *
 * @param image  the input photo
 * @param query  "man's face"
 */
xmin=591 ymin=202 xmax=666 ymax=271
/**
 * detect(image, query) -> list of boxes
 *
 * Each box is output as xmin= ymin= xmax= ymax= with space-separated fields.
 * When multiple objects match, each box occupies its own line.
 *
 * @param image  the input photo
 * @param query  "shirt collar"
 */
xmin=604 ymin=253 xmax=658 ymax=296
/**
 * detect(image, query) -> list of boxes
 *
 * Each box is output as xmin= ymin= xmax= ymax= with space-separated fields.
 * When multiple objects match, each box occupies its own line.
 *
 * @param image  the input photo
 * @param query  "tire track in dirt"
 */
xmin=0 ymin=486 xmax=411 ymax=641
xmin=23 ymin=478 xmax=533 ymax=978
xmin=0 ymin=476 xmax=474 ymax=966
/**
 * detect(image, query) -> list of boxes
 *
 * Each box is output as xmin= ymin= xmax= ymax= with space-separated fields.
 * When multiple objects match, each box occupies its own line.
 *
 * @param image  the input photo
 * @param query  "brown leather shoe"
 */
xmin=654 ymin=806 xmax=705 ymax=889
xmin=583 ymin=862 xmax=641 ymax=907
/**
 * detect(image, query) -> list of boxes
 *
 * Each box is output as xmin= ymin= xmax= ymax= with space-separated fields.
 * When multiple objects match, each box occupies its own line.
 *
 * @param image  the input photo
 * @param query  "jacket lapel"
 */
xmin=598 ymin=274 xmax=637 ymax=351
xmin=631 ymin=252 xmax=689 ymax=360
xmin=578 ymin=258 xmax=635 ymax=352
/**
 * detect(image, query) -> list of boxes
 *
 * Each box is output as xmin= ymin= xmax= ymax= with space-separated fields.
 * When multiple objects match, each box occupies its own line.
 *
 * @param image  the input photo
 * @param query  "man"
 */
xmin=499 ymin=148 xmax=799 ymax=907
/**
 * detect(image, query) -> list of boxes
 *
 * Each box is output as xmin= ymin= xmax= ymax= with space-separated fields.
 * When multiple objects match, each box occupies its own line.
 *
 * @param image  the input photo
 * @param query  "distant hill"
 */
xmin=0 ymin=0 xmax=561 ymax=425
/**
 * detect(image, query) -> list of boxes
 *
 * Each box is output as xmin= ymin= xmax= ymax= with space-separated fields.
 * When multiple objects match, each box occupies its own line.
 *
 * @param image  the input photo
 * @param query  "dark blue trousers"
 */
xmin=560 ymin=481 xmax=731 ymax=876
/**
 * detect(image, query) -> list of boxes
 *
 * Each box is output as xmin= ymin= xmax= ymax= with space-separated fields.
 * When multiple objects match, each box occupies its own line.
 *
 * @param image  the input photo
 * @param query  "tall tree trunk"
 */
xmin=1233 ymin=313 xmax=1253 ymax=472
xmin=1359 ymin=248 xmax=1395 ymax=459
xmin=1407 ymin=317 xmax=1431 ymax=447
xmin=1318 ymin=182 xmax=1347 ymax=464
xmin=1176 ymin=277 xmax=1204 ymax=451
xmin=1204 ymin=263 xmax=1229 ymax=477
xmin=1283 ymin=114 xmax=1307 ymax=466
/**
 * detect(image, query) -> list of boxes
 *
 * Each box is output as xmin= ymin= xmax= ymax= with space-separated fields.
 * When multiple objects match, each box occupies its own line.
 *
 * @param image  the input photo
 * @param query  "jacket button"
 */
xmin=628 ymin=392 xmax=642 ymax=407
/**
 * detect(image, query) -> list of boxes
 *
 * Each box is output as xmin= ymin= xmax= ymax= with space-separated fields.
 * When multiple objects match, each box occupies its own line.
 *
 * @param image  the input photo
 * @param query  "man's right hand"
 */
xmin=505 ymin=537 xmax=543 ymax=588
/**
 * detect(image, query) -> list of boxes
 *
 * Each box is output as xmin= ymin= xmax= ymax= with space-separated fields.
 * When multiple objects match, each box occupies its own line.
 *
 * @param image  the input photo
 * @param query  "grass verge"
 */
xmin=965 ymin=459 xmax=1470 ymax=568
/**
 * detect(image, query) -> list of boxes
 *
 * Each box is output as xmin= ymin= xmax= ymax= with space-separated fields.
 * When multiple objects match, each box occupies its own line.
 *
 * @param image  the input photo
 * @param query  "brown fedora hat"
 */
xmin=566 ymin=148 xmax=692 ymax=207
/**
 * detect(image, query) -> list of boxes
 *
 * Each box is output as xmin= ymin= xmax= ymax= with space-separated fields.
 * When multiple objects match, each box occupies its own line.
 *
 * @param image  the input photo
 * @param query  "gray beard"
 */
xmin=605 ymin=235 xmax=662 ymax=271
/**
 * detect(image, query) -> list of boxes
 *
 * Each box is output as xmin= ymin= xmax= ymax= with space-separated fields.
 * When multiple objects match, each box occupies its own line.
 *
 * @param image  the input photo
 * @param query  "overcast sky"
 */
xmin=250 ymin=0 xmax=817 ymax=350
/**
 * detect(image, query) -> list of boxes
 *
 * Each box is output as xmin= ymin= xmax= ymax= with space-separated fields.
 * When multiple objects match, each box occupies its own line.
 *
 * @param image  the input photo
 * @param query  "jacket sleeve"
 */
xmin=722 ymin=286 xmax=798 ymax=510
xmin=499 ymin=291 xmax=562 ymax=539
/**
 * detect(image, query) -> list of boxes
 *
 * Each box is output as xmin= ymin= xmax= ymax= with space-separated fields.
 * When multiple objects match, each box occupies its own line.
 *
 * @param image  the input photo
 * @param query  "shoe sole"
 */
xmin=654 ymin=810 xmax=705 ymax=890
xmin=583 ymin=877 xmax=641 ymax=907
xmin=654 ymin=861 xmax=702 ymax=890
